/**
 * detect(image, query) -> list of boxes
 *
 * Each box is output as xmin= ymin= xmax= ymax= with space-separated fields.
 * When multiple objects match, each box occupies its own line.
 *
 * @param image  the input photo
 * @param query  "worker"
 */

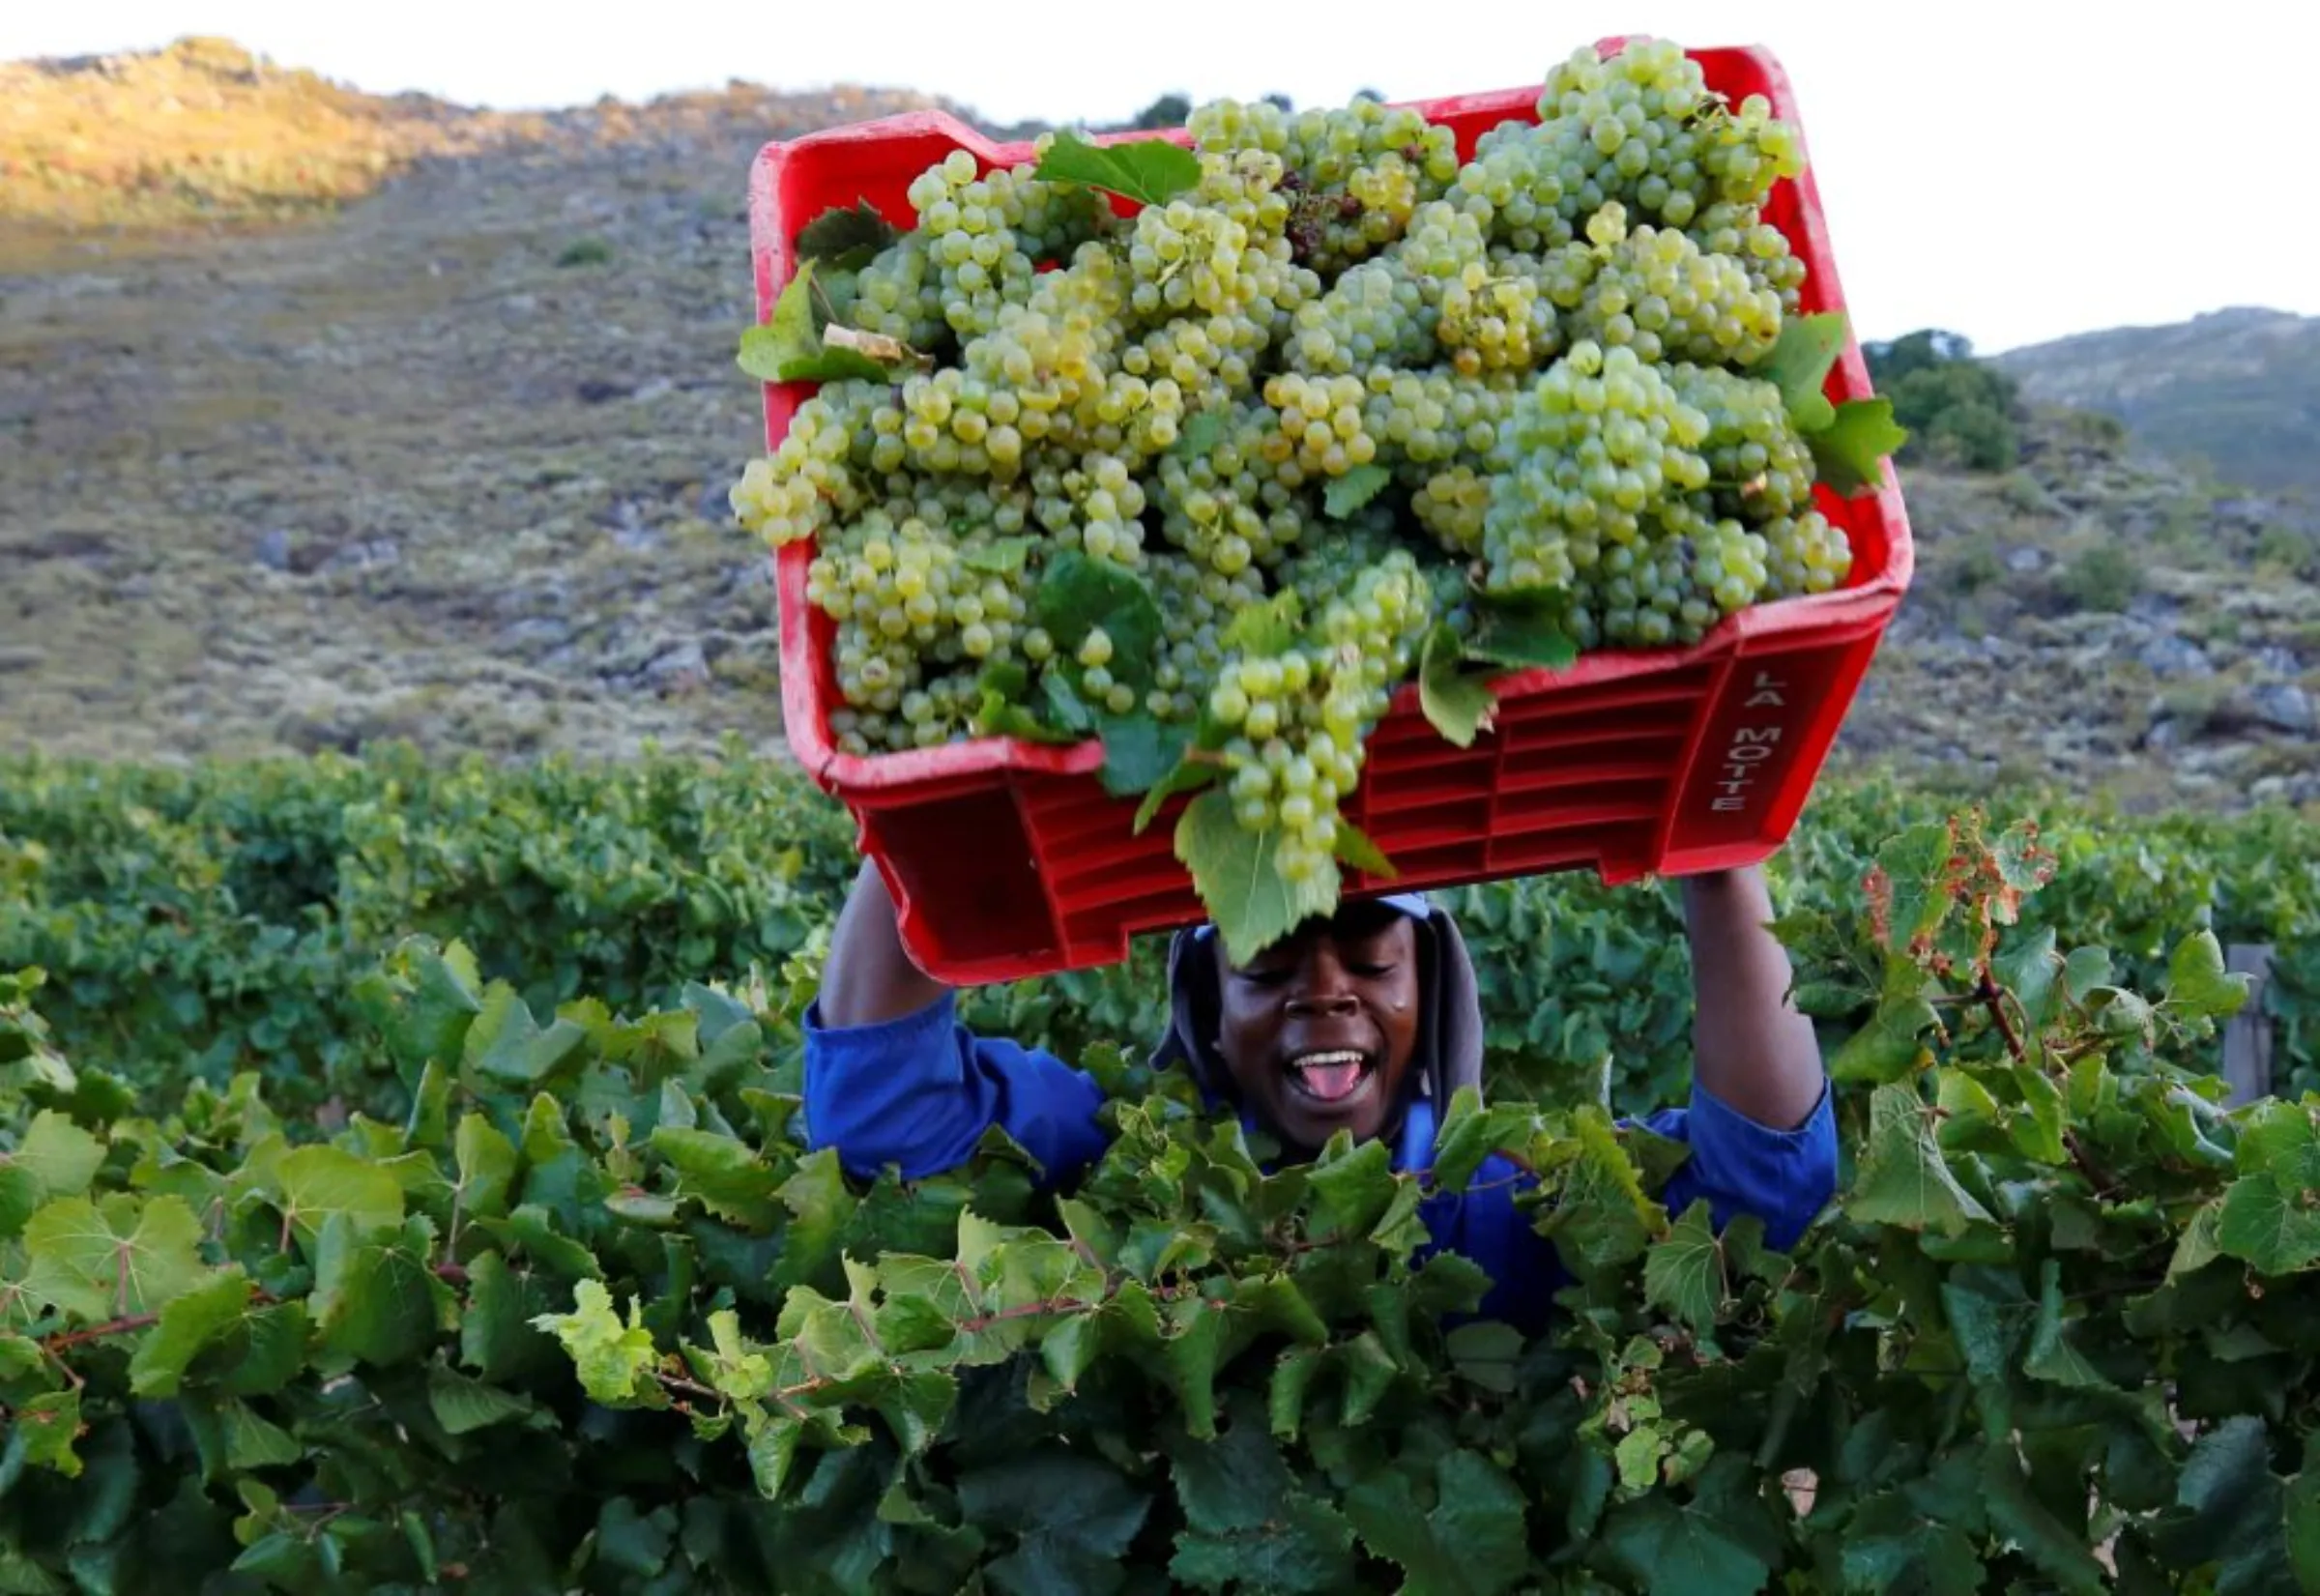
xmin=802 ymin=860 xmax=1835 ymax=1328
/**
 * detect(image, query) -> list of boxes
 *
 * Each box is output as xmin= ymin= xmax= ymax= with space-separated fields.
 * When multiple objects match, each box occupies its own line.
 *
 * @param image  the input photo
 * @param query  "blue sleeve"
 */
xmin=1639 ymin=1078 xmax=1838 ymax=1251
xmin=1419 ymin=1156 xmax=1565 ymax=1335
xmin=801 ymin=991 xmax=1110 ymax=1185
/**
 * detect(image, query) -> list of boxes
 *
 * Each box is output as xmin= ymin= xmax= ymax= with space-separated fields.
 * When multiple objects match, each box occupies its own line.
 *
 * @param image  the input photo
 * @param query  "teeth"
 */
xmin=1293 ymin=1051 xmax=1364 ymax=1070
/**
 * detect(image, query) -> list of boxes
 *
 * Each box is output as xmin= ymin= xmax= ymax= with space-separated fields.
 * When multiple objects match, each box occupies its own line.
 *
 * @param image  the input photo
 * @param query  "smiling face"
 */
xmin=1213 ymin=902 xmax=1424 ymax=1153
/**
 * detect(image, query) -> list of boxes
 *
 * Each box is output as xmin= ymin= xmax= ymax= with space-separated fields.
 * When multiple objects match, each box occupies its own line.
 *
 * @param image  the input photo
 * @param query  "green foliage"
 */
xmin=0 ymin=740 xmax=857 ymax=1117
xmin=3 ymin=807 xmax=2318 ymax=1591
xmin=1867 ymin=328 xmax=2023 ymax=472
xmin=1030 ymin=131 xmax=1201 ymax=209
xmin=5 ymin=754 xmax=2316 ymax=1135
xmin=554 ymin=236 xmax=613 ymax=269
xmin=2058 ymin=542 xmax=2143 ymax=614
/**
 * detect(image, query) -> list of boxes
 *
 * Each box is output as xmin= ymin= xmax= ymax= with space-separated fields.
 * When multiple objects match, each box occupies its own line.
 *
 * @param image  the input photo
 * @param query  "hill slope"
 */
xmin=1995 ymin=307 xmax=2320 ymax=492
xmin=1 ymin=41 xmax=2314 ymax=814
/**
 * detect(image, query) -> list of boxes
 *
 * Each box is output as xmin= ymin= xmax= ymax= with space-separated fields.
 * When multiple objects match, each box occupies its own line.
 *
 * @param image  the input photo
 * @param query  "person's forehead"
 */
xmin=1219 ymin=904 xmax=1413 ymax=968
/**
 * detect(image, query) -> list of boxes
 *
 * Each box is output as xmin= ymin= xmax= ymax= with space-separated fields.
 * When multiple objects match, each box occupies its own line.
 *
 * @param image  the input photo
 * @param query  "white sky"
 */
xmin=10 ymin=0 xmax=2317 ymax=354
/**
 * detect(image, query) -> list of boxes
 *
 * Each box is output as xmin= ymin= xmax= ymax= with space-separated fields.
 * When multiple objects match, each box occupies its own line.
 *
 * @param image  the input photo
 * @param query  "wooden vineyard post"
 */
xmin=2222 ymin=943 xmax=2276 ymax=1105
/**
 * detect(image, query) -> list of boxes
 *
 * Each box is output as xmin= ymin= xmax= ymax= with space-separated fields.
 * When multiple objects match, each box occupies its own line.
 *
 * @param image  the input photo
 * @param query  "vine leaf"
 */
xmin=1808 ymin=398 xmax=1907 ymax=497
xmin=795 ymin=200 xmax=898 ymax=270
xmin=737 ymin=261 xmax=892 ymax=385
xmin=1034 ymin=553 xmax=1165 ymax=697
xmin=1322 ymin=465 xmax=1392 ymax=520
xmin=1095 ymin=713 xmax=1187 ymax=799
xmin=1643 ymin=1200 xmax=1726 ymax=1339
xmin=1419 ymin=625 xmax=1495 ymax=748
xmin=1466 ymin=597 xmax=1579 ymax=671
xmin=1174 ymin=789 xmax=1337 ymax=964
xmin=1846 ymin=1083 xmax=1992 ymax=1235
xmin=24 ymin=1194 xmax=209 ymax=1322
xmin=1761 ymin=311 xmax=1847 ymax=431
xmin=1032 ymin=131 xmax=1199 ymax=208
xmin=1332 ymin=823 xmax=1396 ymax=881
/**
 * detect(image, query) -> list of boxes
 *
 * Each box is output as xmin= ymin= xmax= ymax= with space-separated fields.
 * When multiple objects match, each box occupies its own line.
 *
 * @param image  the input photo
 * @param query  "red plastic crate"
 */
xmin=747 ymin=44 xmax=1915 ymax=984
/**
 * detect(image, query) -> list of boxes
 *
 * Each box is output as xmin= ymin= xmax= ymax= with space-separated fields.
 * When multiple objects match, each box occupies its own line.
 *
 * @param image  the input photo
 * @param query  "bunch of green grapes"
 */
xmin=1208 ymin=549 xmax=1436 ymax=883
xmin=1151 ymin=401 xmax=1316 ymax=577
xmin=1189 ymin=96 xmax=1462 ymax=272
xmin=1479 ymin=340 xmax=1712 ymax=595
xmin=1668 ymin=363 xmax=1818 ymax=518
xmin=806 ymin=493 xmax=1045 ymax=753
xmin=1553 ymin=207 xmax=1784 ymax=367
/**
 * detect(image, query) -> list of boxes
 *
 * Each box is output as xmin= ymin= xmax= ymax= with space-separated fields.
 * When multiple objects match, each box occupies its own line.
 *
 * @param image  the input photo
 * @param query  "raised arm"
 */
xmin=1635 ymin=864 xmax=1835 ymax=1250
xmin=820 ymin=860 xmax=950 ymax=1028
xmin=1680 ymin=866 xmax=1826 ymax=1129
xmin=805 ymin=859 xmax=1108 ymax=1184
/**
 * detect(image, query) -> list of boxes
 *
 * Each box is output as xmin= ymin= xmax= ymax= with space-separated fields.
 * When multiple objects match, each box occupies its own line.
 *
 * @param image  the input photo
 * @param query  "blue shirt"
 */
xmin=802 ymin=992 xmax=1837 ymax=1330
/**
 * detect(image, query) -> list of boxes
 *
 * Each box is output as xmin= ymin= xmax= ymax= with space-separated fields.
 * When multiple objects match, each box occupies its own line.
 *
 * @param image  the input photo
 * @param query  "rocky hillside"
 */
xmin=2 ymin=41 xmax=2314 ymax=814
xmin=1995 ymin=307 xmax=2320 ymax=493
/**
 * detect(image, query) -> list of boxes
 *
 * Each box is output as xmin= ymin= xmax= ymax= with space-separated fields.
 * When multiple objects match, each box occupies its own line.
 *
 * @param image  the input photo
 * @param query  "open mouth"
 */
xmin=1286 ymin=1049 xmax=1375 ymax=1105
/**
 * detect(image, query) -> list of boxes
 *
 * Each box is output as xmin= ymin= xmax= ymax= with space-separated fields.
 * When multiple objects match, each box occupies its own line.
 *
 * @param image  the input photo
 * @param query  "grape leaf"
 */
xmin=955 ymin=1447 xmax=1151 ymax=1595
xmin=1468 ymin=597 xmax=1579 ymax=670
xmin=1839 ymin=1494 xmax=1981 ymax=1596
xmin=464 ymin=985 xmax=593 ymax=1087
xmin=531 ymin=1279 xmax=668 ymax=1408
xmin=1829 ymin=992 xmax=1939 ymax=1083
xmin=1846 ymin=1083 xmax=1991 ymax=1234
xmin=1132 ymin=751 xmax=1220 ymax=835
xmin=1445 ymin=1320 xmax=1522 ymax=1394
xmin=2216 ymin=1173 xmax=2320 ymax=1274
xmin=428 ymin=1366 xmax=538 ymax=1436
xmin=2164 ymin=930 xmax=2251 ymax=1023
xmin=276 ymin=1145 xmax=406 ymax=1250
xmin=2147 ymin=1416 xmax=2304 ymax=1596
xmin=129 ymin=1267 xmax=255 ymax=1397
xmin=961 ymin=537 xmax=1037 ymax=576
xmin=309 ymin=1214 xmax=444 ymax=1370
xmin=649 ymin=1127 xmax=781 ymax=1232
xmin=736 ymin=261 xmax=891 ymax=386
xmin=1808 ymin=398 xmax=1907 ymax=497
xmin=1174 ymin=789 xmax=1338 ymax=965
xmin=1979 ymin=1445 xmax=2107 ymax=1596
xmin=1544 ymin=1112 xmax=1664 ymax=1272
xmin=1041 ymin=671 xmax=1096 ymax=735
xmin=972 ymin=660 xmax=1078 ymax=745
xmin=795 ymin=199 xmax=898 ymax=270
xmin=1174 ymin=410 xmax=1228 ymax=458
xmin=1222 ymin=591 xmax=1303 ymax=656
xmin=1096 ymin=713 xmax=1188 ymax=799
xmin=1171 ymin=1494 xmax=1356 ymax=1595
xmin=1169 ymin=1402 xmax=1294 ymax=1535
xmin=23 ymin=1193 xmax=209 ymax=1323
xmin=1332 ymin=822 xmax=1396 ymax=880
xmin=969 ymin=699 xmax=1058 ymax=747
xmin=4 ymin=1112 xmax=102 ymax=1207
xmin=1419 ymin=625 xmax=1495 ymax=748
xmin=1321 ymin=464 xmax=1393 ymax=519
xmin=823 ymin=322 xmax=931 ymax=369
xmin=1644 ymin=1200 xmax=1726 ymax=1339
xmin=1034 ymin=552 xmax=1165 ymax=696
xmin=453 ymin=1114 xmax=519 ymax=1224
xmin=14 ymin=1389 xmax=83 ymax=1478
xmin=1761 ymin=310 xmax=1848 ymax=430
xmin=1032 ymin=131 xmax=1199 ymax=207
xmin=2286 ymin=1452 xmax=2320 ymax=1594
xmin=1346 ymin=1450 xmax=1528 ymax=1596
xmin=1601 ymin=1457 xmax=1780 ymax=1596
